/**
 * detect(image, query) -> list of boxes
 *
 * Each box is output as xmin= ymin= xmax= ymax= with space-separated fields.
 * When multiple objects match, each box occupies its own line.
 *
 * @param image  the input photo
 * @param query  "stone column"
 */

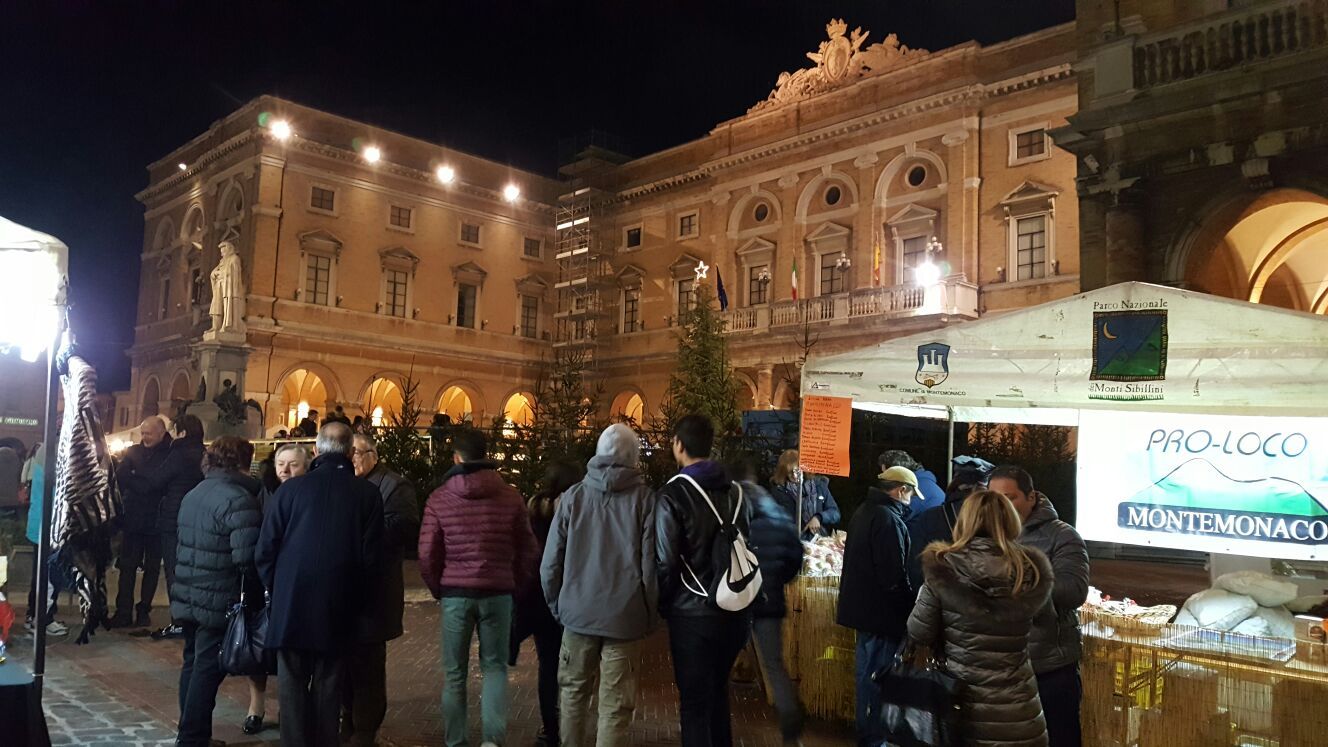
xmin=1104 ymin=194 xmax=1147 ymax=284
xmin=943 ymin=119 xmax=980 ymax=282
xmin=755 ymin=366 xmax=775 ymax=410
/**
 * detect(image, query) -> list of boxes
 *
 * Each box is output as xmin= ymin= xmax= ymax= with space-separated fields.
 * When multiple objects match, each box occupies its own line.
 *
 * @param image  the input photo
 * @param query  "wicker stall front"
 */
xmin=780 ymin=574 xmax=855 ymax=722
xmin=1080 ymin=608 xmax=1328 ymax=747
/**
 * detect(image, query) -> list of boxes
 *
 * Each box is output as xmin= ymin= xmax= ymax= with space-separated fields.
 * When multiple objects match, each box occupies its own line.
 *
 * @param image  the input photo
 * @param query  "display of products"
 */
xmin=801 ymin=532 xmax=845 ymax=578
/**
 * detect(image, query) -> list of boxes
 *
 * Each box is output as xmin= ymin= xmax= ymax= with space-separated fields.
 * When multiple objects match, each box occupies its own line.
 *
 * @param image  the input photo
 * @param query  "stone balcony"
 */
xmin=719 ymin=276 xmax=978 ymax=334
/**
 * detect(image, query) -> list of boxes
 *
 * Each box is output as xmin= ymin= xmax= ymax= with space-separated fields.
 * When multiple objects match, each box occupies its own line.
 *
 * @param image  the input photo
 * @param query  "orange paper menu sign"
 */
xmin=799 ymin=395 xmax=852 ymax=477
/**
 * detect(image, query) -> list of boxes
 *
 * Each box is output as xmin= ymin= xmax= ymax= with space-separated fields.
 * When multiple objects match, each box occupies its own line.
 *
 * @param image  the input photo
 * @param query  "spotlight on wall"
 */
xmin=177 ymin=163 xmax=187 ymax=171
xmin=362 ymin=146 xmax=382 ymax=164
xmin=270 ymin=119 xmax=293 ymax=141
xmin=436 ymin=165 xmax=456 ymax=185
xmin=503 ymin=184 xmax=521 ymax=203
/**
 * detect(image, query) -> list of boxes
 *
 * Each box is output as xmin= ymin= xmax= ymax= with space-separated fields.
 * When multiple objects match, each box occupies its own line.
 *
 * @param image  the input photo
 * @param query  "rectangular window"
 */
xmin=311 ymin=186 xmax=335 ymax=211
xmin=622 ymin=287 xmax=641 ymax=333
xmin=678 ymin=213 xmax=697 ymax=238
xmin=305 ymin=254 xmax=331 ymax=305
xmin=460 ymin=223 xmax=481 ymax=244
xmin=902 ymin=236 xmax=929 ymax=274
xmin=1015 ymin=129 xmax=1046 ymax=160
xmin=748 ymin=265 xmax=768 ymax=306
xmin=676 ymin=278 xmax=695 ymax=316
xmin=625 ymin=227 xmax=642 ymax=248
xmin=456 ymin=283 xmax=477 ymax=328
xmin=520 ymin=294 xmax=539 ymax=338
xmin=819 ymin=253 xmax=845 ymax=296
xmin=159 ymin=277 xmax=171 ymax=319
xmin=1016 ymin=215 xmax=1047 ymax=281
xmin=384 ymin=269 xmax=408 ymax=318
xmin=389 ymin=205 xmax=412 ymax=229
xmin=523 ymin=237 xmax=542 ymax=258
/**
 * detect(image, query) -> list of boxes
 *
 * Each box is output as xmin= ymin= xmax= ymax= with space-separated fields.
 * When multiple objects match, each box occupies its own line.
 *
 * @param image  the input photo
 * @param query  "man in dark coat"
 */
xmin=655 ymin=415 xmax=754 ymax=747
xmin=257 ymin=422 xmax=384 ymax=747
xmin=418 ymin=427 xmax=538 ymax=747
xmin=837 ymin=465 xmax=919 ymax=747
xmin=110 ymin=416 xmax=172 ymax=628
xmin=341 ymin=432 xmax=420 ymax=747
xmin=121 ymin=414 xmax=206 ymax=640
xmin=171 ymin=436 xmax=262 ymax=747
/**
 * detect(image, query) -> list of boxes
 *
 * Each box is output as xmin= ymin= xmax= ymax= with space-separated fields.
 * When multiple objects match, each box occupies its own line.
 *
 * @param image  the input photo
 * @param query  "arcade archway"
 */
xmin=438 ymin=386 xmax=474 ymax=423
xmin=277 ymin=368 xmax=328 ymax=429
xmin=365 ymin=378 xmax=403 ymax=426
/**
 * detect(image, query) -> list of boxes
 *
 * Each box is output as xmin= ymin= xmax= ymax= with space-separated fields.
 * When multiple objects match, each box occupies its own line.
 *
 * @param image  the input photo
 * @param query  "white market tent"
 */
xmin=0 ymin=215 xmax=69 ymax=361
xmin=800 ymin=282 xmax=1328 ymax=424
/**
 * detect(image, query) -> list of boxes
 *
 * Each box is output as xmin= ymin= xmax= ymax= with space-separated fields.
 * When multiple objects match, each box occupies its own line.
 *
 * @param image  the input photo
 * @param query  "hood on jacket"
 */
xmin=585 ymin=454 xmax=643 ymax=493
xmin=679 ymin=459 xmax=728 ymax=491
xmin=596 ymin=423 xmax=640 ymax=466
xmin=1022 ymin=492 xmax=1059 ymax=532
xmin=924 ymin=539 xmax=1052 ymax=601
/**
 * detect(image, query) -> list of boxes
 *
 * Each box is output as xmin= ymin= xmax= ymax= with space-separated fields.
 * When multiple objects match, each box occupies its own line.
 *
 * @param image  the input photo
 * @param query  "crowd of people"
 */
xmin=19 ymin=405 xmax=1088 ymax=747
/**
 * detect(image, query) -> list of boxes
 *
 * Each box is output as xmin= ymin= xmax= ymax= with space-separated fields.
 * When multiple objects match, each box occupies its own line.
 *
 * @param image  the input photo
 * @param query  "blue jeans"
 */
xmin=441 ymin=595 xmax=513 ymax=747
xmin=854 ymin=632 xmax=901 ymax=747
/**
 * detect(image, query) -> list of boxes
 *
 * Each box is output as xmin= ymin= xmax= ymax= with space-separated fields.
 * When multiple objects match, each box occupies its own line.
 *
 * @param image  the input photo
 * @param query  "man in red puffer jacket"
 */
xmin=418 ymin=427 xmax=538 ymax=747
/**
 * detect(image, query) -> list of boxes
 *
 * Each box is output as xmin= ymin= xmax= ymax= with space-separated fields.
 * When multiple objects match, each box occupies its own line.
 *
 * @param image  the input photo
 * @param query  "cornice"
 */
xmin=136 ymin=130 xmax=257 ymax=205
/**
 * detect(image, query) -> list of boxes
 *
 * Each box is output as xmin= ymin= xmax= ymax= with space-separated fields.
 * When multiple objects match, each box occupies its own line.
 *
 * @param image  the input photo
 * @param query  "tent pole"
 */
xmin=946 ymin=407 xmax=955 ymax=484
xmin=33 ymin=317 xmax=64 ymax=698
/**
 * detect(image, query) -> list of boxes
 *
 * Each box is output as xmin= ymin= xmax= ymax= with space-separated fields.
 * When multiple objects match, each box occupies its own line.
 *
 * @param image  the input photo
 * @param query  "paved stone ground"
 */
xmin=3 ymin=557 xmax=1206 ymax=746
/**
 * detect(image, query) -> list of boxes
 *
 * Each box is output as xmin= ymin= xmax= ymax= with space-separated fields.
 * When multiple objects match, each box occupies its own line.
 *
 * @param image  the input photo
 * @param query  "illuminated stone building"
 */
xmin=121 ymin=20 xmax=1082 ymax=430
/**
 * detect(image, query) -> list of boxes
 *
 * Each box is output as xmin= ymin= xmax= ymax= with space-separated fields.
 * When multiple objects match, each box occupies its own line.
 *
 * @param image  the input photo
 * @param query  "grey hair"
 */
xmin=352 ymin=432 xmax=377 ymax=450
xmin=316 ymin=422 xmax=354 ymax=456
xmin=273 ymin=442 xmax=310 ymax=464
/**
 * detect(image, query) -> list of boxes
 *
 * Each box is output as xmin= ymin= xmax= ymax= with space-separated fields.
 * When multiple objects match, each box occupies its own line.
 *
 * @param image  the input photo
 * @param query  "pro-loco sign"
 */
xmin=1078 ymin=410 xmax=1328 ymax=560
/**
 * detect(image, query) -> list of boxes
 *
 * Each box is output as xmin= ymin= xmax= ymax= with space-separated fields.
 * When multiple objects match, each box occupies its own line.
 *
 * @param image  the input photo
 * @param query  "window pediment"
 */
xmin=885 ymin=204 xmax=938 ymax=226
xmin=515 ymin=273 xmax=548 ymax=295
xmin=1000 ymin=180 xmax=1058 ymax=218
xmin=616 ymin=263 xmax=646 ymax=288
xmin=379 ymin=245 xmax=420 ymax=273
xmin=299 ymin=229 xmax=343 ymax=257
xmin=669 ymin=253 xmax=703 ymax=280
xmin=451 ymin=260 xmax=488 ymax=286
xmin=736 ymin=237 xmax=775 ymax=266
xmin=805 ymin=222 xmax=851 ymax=242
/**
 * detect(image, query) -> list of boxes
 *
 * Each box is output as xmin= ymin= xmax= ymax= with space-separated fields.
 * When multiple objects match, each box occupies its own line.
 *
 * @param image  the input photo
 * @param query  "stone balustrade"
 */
xmin=720 ymin=277 xmax=977 ymax=334
xmin=1133 ymin=0 xmax=1328 ymax=89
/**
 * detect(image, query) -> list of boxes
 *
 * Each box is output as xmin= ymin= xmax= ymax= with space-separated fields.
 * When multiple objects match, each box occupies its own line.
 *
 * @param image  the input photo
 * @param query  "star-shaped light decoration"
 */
xmin=694 ymin=260 xmax=709 ymax=281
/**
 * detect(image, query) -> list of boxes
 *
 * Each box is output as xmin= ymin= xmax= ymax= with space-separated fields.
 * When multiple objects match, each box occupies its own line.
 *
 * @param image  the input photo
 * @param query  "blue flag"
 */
xmin=716 ymin=267 xmax=729 ymax=311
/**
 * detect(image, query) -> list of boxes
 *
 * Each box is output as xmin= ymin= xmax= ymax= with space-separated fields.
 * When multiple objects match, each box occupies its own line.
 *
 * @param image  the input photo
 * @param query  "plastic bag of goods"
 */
xmin=1180 ymin=589 xmax=1258 ymax=631
xmin=1214 ymin=571 xmax=1298 ymax=608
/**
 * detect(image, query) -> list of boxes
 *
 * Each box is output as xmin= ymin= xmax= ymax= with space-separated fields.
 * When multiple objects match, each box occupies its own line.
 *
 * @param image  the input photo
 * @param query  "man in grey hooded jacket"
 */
xmin=541 ymin=423 xmax=659 ymax=747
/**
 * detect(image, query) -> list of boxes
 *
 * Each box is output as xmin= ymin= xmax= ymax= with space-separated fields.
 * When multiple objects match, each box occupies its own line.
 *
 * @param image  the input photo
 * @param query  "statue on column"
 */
xmin=209 ymin=241 xmax=246 ymax=335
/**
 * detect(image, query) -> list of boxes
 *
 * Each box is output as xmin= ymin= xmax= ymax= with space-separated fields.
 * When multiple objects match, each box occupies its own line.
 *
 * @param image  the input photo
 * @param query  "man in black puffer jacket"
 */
xmin=110 ymin=415 xmax=172 ymax=629
xmin=656 ymin=415 xmax=753 ymax=747
xmin=171 ymin=436 xmax=262 ymax=747
xmin=122 ymin=414 xmax=206 ymax=640
xmin=740 ymin=459 xmax=805 ymax=745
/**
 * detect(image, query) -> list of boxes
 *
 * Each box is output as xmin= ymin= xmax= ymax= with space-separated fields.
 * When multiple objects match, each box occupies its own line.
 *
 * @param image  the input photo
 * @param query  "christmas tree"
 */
xmin=657 ymin=272 xmax=741 ymax=437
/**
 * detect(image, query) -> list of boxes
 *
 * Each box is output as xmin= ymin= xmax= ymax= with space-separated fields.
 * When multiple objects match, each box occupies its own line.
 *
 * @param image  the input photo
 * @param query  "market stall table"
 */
xmin=0 ymin=661 xmax=52 ymax=747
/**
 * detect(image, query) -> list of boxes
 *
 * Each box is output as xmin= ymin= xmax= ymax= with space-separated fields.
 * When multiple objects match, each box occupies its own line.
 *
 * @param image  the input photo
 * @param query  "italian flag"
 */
xmin=791 ymin=256 xmax=799 ymax=300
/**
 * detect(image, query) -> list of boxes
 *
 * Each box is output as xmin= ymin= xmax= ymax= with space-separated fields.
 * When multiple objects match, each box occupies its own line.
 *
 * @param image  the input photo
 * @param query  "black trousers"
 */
xmin=279 ymin=648 xmax=346 ymax=747
xmin=341 ymin=641 xmax=388 ymax=747
xmin=177 ymin=624 xmax=226 ymax=747
xmin=25 ymin=541 xmax=58 ymax=622
xmin=1036 ymin=663 xmax=1084 ymax=747
xmin=532 ymin=619 xmax=562 ymax=740
xmin=114 ymin=531 xmax=161 ymax=617
xmin=668 ymin=614 xmax=751 ymax=747
xmin=159 ymin=531 xmax=178 ymax=615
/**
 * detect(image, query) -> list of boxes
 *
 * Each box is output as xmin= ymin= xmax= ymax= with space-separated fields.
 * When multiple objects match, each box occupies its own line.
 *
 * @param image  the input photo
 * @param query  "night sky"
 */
xmin=0 ymin=0 xmax=1073 ymax=391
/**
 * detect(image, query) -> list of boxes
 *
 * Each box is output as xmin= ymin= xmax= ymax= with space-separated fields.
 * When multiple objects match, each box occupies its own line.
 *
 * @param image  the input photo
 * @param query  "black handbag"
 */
xmin=871 ymin=643 xmax=963 ymax=747
xmin=219 ymin=575 xmax=275 ymax=677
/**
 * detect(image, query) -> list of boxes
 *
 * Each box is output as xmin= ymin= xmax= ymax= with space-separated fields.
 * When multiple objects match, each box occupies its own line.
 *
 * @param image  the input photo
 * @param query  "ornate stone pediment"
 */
xmin=451 ymin=261 xmax=488 ymax=286
xmin=999 ymin=180 xmax=1060 ymax=206
xmin=749 ymin=19 xmax=926 ymax=114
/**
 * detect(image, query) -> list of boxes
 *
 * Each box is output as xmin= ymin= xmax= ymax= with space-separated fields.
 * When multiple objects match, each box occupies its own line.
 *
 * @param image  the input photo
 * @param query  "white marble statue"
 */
xmin=209 ymin=241 xmax=246 ymax=334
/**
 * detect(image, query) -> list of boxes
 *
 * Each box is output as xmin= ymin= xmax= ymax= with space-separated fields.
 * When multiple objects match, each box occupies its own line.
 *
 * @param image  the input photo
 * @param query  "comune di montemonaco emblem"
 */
xmin=916 ymin=342 xmax=951 ymax=389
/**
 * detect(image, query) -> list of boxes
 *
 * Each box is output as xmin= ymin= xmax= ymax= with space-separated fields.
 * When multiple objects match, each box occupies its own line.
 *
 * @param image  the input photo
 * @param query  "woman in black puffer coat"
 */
xmin=906 ymin=490 xmax=1053 ymax=747
xmin=171 ymin=436 xmax=262 ymax=747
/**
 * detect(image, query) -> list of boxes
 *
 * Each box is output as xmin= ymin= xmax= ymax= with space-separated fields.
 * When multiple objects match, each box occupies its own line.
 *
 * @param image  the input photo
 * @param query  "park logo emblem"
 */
xmin=915 ymin=342 xmax=951 ymax=389
xmin=1091 ymin=310 xmax=1168 ymax=382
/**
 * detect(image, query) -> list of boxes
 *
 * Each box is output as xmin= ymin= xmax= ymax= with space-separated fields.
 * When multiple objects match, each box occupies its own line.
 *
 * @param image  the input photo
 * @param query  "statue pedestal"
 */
xmin=193 ymin=337 xmax=257 ymax=440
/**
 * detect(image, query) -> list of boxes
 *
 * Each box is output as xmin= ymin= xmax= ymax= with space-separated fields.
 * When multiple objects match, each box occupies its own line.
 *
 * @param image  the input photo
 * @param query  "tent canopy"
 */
xmin=801 ymin=282 xmax=1328 ymax=423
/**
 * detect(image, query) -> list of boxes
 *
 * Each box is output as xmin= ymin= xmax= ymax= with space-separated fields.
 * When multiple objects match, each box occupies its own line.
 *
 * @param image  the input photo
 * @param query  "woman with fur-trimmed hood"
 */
xmin=906 ymin=490 xmax=1054 ymax=747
